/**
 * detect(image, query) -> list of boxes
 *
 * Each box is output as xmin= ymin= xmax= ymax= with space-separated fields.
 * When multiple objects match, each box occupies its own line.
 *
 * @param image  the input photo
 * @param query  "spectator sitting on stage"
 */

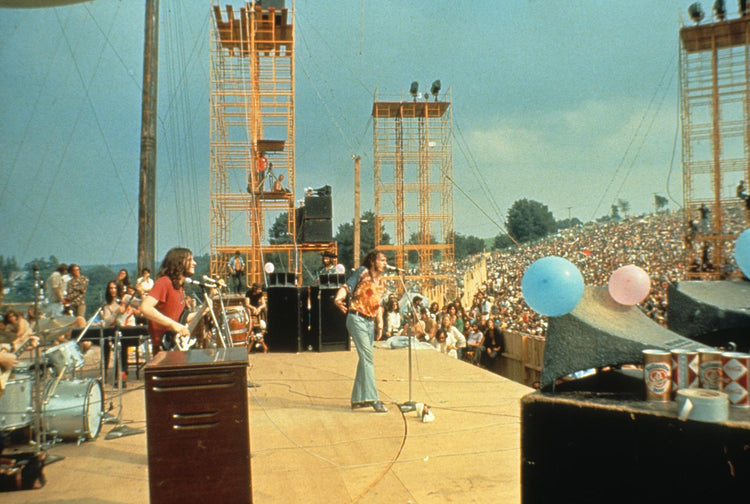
xmin=382 ymin=298 xmax=401 ymax=341
xmin=135 ymin=267 xmax=154 ymax=296
xmin=244 ymin=283 xmax=267 ymax=322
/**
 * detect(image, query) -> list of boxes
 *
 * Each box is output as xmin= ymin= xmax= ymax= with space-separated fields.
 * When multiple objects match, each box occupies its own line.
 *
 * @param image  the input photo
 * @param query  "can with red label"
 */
xmin=671 ymin=349 xmax=699 ymax=399
xmin=643 ymin=349 xmax=671 ymax=402
xmin=698 ymin=349 xmax=723 ymax=390
xmin=721 ymin=352 xmax=750 ymax=408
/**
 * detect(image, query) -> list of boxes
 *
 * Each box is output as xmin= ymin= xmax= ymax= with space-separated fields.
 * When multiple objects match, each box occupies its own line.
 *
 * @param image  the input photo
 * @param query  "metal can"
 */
xmin=698 ymin=349 xmax=723 ymax=390
xmin=671 ymin=349 xmax=699 ymax=399
xmin=643 ymin=349 xmax=671 ymax=402
xmin=721 ymin=352 xmax=750 ymax=408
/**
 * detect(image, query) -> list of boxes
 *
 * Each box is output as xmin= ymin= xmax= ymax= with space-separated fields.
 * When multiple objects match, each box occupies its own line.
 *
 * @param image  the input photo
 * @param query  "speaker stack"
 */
xmin=265 ymin=273 xmax=349 ymax=353
xmin=306 ymin=273 xmax=349 ymax=352
xmin=297 ymin=194 xmax=332 ymax=243
xmin=266 ymin=275 xmax=304 ymax=353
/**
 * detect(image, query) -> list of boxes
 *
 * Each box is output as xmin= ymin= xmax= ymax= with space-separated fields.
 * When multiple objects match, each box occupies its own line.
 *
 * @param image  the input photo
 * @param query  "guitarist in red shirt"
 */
xmin=140 ymin=247 xmax=197 ymax=353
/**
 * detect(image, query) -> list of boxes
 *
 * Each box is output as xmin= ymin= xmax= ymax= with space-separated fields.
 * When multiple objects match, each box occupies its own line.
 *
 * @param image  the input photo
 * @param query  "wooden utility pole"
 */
xmin=137 ymin=0 xmax=159 ymax=275
xmin=353 ymin=155 xmax=361 ymax=267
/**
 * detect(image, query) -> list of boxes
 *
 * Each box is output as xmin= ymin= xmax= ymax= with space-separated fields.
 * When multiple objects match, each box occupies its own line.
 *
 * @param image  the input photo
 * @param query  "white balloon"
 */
xmin=335 ymin=263 xmax=345 ymax=274
xmin=264 ymin=262 xmax=275 ymax=274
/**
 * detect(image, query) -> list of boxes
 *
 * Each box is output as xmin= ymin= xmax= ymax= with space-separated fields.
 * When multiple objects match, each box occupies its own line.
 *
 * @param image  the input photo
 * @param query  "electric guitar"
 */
xmin=161 ymin=301 xmax=211 ymax=351
xmin=0 ymin=337 xmax=34 ymax=391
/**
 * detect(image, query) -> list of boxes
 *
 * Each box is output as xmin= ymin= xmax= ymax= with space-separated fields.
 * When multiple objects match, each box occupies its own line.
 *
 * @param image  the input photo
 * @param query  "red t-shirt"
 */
xmin=147 ymin=275 xmax=186 ymax=347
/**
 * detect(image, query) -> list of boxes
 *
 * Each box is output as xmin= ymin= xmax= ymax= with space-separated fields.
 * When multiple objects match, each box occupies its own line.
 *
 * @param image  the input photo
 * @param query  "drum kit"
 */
xmin=0 ymin=320 xmax=104 ymax=447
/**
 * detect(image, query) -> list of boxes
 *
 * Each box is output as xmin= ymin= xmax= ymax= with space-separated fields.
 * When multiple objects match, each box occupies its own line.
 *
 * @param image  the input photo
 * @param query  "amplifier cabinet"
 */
xmin=145 ymin=348 xmax=251 ymax=504
xmin=521 ymin=391 xmax=750 ymax=503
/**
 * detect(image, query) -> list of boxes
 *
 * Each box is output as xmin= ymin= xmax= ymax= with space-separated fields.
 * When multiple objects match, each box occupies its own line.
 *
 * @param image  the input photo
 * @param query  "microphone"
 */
xmin=385 ymin=264 xmax=405 ymax=272
xmin=203 ymin=275 xmax=227 ymax=288
xmin=185 ymin=277 xmax=216 ymax=288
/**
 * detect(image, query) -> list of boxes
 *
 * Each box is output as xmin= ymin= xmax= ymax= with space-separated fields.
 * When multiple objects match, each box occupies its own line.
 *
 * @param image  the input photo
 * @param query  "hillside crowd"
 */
xmin=458 ymin=209 xmax=748 ymax=338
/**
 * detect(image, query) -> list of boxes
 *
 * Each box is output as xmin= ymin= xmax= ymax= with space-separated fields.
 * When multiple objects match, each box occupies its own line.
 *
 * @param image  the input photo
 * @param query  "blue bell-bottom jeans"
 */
xmin=347 ymin=313 xmax=380 ymax=404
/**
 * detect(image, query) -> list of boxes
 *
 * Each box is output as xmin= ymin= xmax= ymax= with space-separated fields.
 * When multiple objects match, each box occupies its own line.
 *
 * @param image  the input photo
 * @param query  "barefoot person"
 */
xmin=140 ymin=247 xmax=197 ymax=352
xmin=333 ymin=250 xmax=388 ymax=413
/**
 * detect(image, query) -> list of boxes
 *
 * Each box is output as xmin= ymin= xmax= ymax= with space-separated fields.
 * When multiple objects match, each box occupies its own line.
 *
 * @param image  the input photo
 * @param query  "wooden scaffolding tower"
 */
xmin=680 ymin=14 xmax=750 ymax=279
xmin=372 ymin=89 xmax=457 ymax=297
xmin=210 ymin=2 xmax=333 ymax=286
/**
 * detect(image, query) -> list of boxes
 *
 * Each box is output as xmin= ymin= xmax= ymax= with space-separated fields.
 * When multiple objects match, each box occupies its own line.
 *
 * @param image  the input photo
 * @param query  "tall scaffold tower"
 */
xmin=679 ymin=8 xmax=750 ymax=279
xmin=210 ymin=2 xmax=302 ymax=286
xmin=372 ymin=86 xmax=457 ymax=298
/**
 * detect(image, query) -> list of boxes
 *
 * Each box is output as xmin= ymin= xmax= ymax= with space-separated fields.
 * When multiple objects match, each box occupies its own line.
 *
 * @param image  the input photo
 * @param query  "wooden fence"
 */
xmin=491 ymin=330 xmax=545 ymax=388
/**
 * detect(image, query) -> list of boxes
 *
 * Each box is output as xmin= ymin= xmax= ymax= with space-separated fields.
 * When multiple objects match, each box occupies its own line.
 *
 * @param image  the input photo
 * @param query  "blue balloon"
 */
xmin=736 ymin=229 xmax=750 ymax=278
xmin=522 ymin=256 xmax=585 ymax=317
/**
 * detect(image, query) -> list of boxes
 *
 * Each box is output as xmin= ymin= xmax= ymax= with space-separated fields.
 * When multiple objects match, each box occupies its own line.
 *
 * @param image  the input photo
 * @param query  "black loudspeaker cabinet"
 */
xmin=521 ymin=391 xmax=750 ymax=503
xmin=303 ymin=195 xmax=332 ymax=219
xmin=266 ymin=286 xmax=304 ymax=352
xmin=267 ymin=272 xmax=297 ymax=287
xmin=299 ymin=218 xmax=332 ymax=243
xmin=306 ymin=287 xmax=349 ymax=352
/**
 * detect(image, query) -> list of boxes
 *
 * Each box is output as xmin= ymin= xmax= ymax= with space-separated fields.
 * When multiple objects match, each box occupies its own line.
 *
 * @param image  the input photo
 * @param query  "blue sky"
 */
xmin=0 ymin=0 xmax=725 ymax=266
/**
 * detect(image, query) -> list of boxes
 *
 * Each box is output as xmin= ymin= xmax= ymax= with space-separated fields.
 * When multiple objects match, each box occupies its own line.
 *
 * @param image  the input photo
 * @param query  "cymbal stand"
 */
xmin=200 ymin=286 xmax=228 ymax=348
xmin=214 ymin=285 xmax=233 ymax=347
xmin=105 ymin=328 xmax=143 ymax=440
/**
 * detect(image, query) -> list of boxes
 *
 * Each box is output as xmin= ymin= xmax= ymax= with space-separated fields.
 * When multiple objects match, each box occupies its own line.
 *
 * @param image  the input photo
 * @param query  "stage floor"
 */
xmin=2 ymin=343 xmax=532 ymax=503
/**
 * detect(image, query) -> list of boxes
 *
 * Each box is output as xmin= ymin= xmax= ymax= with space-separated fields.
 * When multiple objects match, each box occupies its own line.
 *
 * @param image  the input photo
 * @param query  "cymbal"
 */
xmin=35 ymin=315 xmax=79 ymax=340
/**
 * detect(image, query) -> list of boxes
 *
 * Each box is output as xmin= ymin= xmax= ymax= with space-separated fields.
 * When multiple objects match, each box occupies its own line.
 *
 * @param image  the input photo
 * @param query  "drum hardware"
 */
xmin=214 ymin=284 xmax=234 ymax=347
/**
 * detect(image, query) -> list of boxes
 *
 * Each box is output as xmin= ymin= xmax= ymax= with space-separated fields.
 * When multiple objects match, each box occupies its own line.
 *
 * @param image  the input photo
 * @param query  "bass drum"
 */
xmin=0 ymin=363 xmax=34 ymax=431
xmin=43 ymin=378 xmax=103 ymax=441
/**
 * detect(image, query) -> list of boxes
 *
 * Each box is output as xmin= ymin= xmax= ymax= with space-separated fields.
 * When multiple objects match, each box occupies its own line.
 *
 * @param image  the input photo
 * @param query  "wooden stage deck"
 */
xmin=2 ymin=344 xmax=532 ymax=503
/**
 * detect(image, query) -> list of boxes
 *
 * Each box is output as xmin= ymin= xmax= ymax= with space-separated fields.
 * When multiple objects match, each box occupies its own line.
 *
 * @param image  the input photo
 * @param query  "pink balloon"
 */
xmin=608 ymin=265 xmax=650 ymax=305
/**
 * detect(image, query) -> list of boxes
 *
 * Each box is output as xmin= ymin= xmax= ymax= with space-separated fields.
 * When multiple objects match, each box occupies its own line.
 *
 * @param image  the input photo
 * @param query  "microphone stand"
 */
xmin=105 ymin=325 xmax=144 ymax=440
xmin=105 ymin=291 xmax=145 ymax=438
xmin=392 ymin=268 xmax=423 ymax=413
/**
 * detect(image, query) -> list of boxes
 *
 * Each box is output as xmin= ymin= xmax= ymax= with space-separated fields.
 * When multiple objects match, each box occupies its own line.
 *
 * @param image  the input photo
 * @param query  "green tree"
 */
xmin=505 ymin=199 xmax=556 ymax=243
xmin=0 ymin=256 xmax=19 ymax=280
xmin=8 ymin=256 xmax=60 ymax=302
xmin=556 ymin=217 xmax=583 ymax=230
xmin=269 ymin=212 xmax=292 ymax=245
xmin=407 ymin=232 xmax=437 ymax=264
xmin=452 ymin=231 xmax=485 ymax=260
xmin=334 ymin=210 xmax=391 ymax=270
xmin=493 ymin=233 xmax=515 ymax=251
xmin=654 ymin=194 xmax=669 ymax=214
xmin=617 ymin=198 xmax=630 ymax=217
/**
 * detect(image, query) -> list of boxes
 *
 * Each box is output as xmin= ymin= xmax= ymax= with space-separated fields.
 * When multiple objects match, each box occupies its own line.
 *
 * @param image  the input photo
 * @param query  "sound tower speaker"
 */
xmin=303 ymin=195 xmax=332 ymax=219
xmin=266 ymin=286 xmax=304 ymax=352
xmin=305 ymin=286 xmax=349 ymax=352
xmin=300 ymin=218 xmax=332 ymax=243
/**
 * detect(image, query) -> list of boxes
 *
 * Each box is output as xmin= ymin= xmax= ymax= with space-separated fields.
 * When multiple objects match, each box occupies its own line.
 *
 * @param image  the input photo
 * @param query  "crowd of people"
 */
xmin=456 ymin=209 xmax=748 ymax=339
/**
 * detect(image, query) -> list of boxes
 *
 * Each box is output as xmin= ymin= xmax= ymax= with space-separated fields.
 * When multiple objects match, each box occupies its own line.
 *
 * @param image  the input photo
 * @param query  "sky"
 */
xmin=0 ymin=0 xmax=726 ymax=267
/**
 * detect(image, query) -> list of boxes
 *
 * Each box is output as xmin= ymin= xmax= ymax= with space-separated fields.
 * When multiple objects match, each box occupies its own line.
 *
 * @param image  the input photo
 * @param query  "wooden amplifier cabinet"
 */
xmin=145 ymin=348 xmax=251 ymax=504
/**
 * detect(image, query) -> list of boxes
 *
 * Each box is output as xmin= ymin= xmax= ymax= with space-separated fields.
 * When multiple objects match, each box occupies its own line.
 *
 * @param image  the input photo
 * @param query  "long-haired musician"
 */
xmin=140 ymin=247 xmax=197 ymax=353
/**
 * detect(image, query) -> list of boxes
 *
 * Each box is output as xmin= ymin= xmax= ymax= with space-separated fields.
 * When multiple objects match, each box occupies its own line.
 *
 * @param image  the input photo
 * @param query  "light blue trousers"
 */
xmin=347 ymin=313 xmax=380 ymax=404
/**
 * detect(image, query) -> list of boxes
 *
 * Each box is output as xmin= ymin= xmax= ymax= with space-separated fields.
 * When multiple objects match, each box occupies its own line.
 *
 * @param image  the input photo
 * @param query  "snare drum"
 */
xmin=0 ymin=363 xmax=34 ymax=431
xmin=43 ymin=378 xmax=103 ymax=440
xmin=226 ymin=307 xmax=250 ymax=346
xmin=45 ymin=340 xmax=85 ymax=376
